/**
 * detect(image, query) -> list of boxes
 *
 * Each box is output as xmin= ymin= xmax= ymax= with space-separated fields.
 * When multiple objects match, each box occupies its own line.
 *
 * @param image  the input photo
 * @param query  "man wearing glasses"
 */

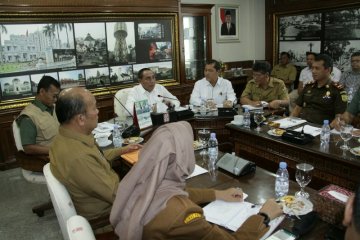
xmin=16 ymin=75 xmax=60 ymax=155
xmin=240 ymin=61 xmax=289 ymax=109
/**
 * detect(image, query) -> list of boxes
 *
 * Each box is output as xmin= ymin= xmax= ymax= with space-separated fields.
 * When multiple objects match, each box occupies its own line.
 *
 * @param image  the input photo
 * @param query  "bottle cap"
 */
xmin=323 ymin=120 xmax=329 ymax=125
xmin=279 ymin=162 xmax=287 ymax=169
xmin=210 ymin=132 xmax=216 ymax=139
xmin=244 ymin=108 xmax=249 ymax=112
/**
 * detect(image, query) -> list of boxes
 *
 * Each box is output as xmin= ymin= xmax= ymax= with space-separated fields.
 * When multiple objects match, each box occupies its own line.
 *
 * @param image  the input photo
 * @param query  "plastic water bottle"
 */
xmin=320 ymin=120 xmax=331 ymax=145
xmin=275 ymin=162 xmax=289 ymax=198
xmin=208 ymin=133 xmax=218 ymax=162
xmin=208 ymin=133 xmax=218 ymax=181
xmin=113 ymin=125 xmax=123 ymax=147
xmin=243 ymin=109 xmax=251 ymax=128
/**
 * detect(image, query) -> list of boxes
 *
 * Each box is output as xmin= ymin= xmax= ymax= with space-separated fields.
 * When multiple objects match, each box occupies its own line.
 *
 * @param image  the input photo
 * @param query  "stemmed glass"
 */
xmin=254 ymin=110 xmax=264 ymax=132
xmin=198 ymin=129 xmax=210 ymax=156
xmin=339 ymin=123 xmax=353 ymax=150
xmin=295 ymin=163 xmax=314 ymax=199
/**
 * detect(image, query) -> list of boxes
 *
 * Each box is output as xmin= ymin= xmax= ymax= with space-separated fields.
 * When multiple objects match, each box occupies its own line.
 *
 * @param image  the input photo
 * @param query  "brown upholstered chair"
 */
xmin=12 ymin=120 xmax=53 ymax=217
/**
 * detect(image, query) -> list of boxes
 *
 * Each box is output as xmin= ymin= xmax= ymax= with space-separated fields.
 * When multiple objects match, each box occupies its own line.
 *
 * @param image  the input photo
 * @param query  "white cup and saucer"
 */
xmin=231 ymin=115 xmax=244 ymax=126
xmin=96 ymin=137 xmax=112 ymax=147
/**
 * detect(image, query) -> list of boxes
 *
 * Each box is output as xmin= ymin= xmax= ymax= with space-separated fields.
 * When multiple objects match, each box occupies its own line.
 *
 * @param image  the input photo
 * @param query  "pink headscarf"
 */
xmin=110 ymin=121 xmax=195 ymax=240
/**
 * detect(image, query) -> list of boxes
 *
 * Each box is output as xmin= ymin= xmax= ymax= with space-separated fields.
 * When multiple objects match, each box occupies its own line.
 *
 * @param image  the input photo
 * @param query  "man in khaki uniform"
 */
xmin=241 ymin=61 xmax=289 ymax=109
xmin=271 ymin=51 xmax=297 ymax=91
xmin=291 ymin=54 xmax=347 ymax=125
xmin=17 ymin=76 xmax=60 ymax=155
xmin=50 ymin=87 xmax=141 ymax=220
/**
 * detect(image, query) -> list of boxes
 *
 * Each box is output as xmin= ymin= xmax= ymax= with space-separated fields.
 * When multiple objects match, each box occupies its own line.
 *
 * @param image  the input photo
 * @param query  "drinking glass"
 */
xmin=295 ymin=163 xmax=314 ymax=199
xmin=198 ymin=129 xmax=210 ymax=156
xmin=340 ymin=123 xmax=353 ymax=150
xmin=254 ymin=110 xmax=264 ymax=132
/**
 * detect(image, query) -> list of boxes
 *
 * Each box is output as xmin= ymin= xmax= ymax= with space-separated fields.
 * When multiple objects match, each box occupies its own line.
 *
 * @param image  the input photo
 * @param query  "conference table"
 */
xmin=226 ymin=121 xmax=360 ymax=191
xmin=187 ymin=152 xmax=343 ymax=240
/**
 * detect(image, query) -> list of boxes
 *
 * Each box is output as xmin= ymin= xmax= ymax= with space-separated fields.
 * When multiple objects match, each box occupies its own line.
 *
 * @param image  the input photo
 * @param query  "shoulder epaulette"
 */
xmin=332 ymin=82 xmax=344 ymax=90
xmin=305 ymin=80 xmax=315 ymax=86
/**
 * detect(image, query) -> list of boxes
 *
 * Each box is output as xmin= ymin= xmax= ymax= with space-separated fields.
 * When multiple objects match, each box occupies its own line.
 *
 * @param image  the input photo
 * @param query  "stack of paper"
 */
xmin=242 ymin=105 xmax=263 ymax=111
xmin=92 ymin=122 xmax=114 ymax=135
xmin=293 ymin=125 xmax=322 ymax=137
xmin=186 ymin=165 xmax=208 ymax=179
xmin=203 ymin=199 xmax=284 ymax=239
xmin=273 ymin=117 xmax=306 ymax=129
xmin=121 ymin=150 xmax=140 ymax=165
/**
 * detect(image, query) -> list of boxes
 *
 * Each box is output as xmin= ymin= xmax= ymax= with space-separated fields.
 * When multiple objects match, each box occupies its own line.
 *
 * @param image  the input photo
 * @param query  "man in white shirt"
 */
xmin=189 ymin=59 xmax=236 ymax=107
xmin=125 ymin=68 xmax=180 ymax=115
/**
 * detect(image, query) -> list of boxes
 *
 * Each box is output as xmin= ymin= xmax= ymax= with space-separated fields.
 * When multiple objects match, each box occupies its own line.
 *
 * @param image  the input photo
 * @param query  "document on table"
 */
xmin=272 ymin=117 xmax=307 ymax=129
xmin=186 ymin=165 xmax=208 ymax=179
xmin=293 ymin=125 xmax=322 ymax=137
xmin=242 ymin=105 xmax=264 ymax=111
xmin=203 ymin=199 xmax=284 ymax=240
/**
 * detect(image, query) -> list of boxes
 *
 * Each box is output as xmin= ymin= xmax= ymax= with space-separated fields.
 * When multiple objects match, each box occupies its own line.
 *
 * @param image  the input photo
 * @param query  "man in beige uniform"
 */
xmin=50 ymin=87 xmax=141 ymax=220
xmin=241 ymin=61 xmax=289 ymax=109
xmin=271 ymin=51 xmax=297 ymax=92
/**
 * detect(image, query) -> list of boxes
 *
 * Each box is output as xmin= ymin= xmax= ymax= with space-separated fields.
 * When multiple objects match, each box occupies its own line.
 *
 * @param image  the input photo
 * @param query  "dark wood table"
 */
xmin=226 ymin=122 xmax=360 ymax=191
xmin=187 ymin=152 xmax=344 ymax=240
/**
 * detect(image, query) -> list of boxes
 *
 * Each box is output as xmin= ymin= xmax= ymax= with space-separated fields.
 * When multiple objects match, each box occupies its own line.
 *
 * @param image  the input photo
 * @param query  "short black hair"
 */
xmin=36 ymin=75 xmax=60 ymax=94
xmin=206 ymin=59 xmax=221 ymax=71
xmin=138 ymin=68 xmax=151 ymax=80
xmin=353 ymin=185 xmax=360 ymax=234
xmin=351 ymin=51 xmax=360 ymax=58
xmin=280 ymin=51 xmax=291 ymax=59
xmin=306 ymin=52 xmax=317 ymax=58
xmin=315 ymin=53 xmax=333 ymax=71
xmin=55 ymin=90 xmax=87 ymax=124
xmin=252 ymin=61 xmax=272 ymax=75
xmin=225 ymin=10 xmax=231 ymax=16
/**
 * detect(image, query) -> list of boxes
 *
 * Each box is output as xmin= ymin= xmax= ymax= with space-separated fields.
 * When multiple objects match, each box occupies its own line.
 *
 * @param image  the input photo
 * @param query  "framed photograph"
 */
xmin=216 ymin=5 xmax=240 ymax=43
xmin=134 ymin=99 xmax=152 ymax=130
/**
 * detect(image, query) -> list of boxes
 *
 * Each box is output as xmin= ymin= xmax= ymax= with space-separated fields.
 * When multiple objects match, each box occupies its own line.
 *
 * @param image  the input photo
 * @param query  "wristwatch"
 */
xmin=258 ymin=212 xmax=270 ymax=227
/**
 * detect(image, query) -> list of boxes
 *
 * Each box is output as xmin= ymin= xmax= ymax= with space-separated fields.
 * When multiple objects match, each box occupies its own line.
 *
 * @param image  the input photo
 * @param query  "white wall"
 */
xmin=181 ymin=0 xmax=265 ymax=62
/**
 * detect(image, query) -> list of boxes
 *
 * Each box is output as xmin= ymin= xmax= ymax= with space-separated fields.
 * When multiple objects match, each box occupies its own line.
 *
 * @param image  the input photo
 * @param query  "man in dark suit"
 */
xmin=221 ymin=10 xmax=236 ymax=35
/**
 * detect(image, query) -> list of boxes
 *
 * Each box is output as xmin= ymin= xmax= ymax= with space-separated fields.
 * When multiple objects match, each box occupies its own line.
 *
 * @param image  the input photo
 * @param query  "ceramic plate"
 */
xmin=350 ymin=147 xmax=360 ymax=156
xmin=96 ymin=139 xmax=112 ymax=147
xmin=267 ymin=129 xmax=285 ymax=137
xmin=123 ymin=137 xmax=144 ymax=145
xmin=281 ymin=196 xmax=313 ymax=216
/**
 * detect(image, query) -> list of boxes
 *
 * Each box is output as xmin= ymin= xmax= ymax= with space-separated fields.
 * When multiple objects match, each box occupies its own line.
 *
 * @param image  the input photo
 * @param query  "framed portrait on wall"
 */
xmin=216 ymin=5 xmax=240 ymax=43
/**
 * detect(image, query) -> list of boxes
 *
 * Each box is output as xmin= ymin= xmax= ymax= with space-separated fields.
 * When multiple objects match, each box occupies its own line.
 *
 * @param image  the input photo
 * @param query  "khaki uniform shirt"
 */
xmin=143 ymin=188 xmax=268 ymax=240
xmin=50 ymin=126 xmax=120 ymax=220
xmin=17 ymin=99 xmax=59 ymax=146
xmin=296 ymin=80 xmax=348 ymax=124
xmin=241 ymin=77 xmax=289 ymax=102
xmin=271 ymin=63 xmax=297 ymax=90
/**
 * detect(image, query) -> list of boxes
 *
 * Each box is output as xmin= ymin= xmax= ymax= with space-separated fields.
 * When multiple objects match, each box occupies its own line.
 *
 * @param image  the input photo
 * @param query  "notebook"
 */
xmin=121 ymin=150 xmax=139 ymax=165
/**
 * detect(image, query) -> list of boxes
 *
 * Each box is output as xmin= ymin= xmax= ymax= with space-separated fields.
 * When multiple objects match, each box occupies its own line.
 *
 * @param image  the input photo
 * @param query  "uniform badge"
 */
xmin=303 ymin=102 xmax=306 ymax=107
xmin=323 ymin=91 xmax=331 ymax=100
xmin=341 ymin=93 xmax=348 ymax=102
xmin=326 ymin=85 xmax=329 ymax=89
xmin=307 ymin=90 xmax=311 ymax=94
xmin=184 ymin=213 xmax=202 ymax=224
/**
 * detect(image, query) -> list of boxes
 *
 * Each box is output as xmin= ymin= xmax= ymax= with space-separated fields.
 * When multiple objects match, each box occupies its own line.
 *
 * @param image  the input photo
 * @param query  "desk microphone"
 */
xmin=99 ymin=80 xmax=140 ymax=138
xmin=157 ymin=94 xmax=179 ymax=101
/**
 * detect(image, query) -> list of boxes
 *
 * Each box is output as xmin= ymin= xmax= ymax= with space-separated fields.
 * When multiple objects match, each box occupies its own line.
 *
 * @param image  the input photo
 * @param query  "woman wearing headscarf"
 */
xmin=110 ymin=121 xmax=282 ymax=240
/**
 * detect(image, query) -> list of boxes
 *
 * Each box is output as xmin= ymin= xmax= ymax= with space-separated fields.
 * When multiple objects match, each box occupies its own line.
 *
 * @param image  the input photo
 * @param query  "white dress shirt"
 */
xmin=299 ymin=66 xmax=341 ymax=84
xmin=189 ymin=77 xmax=237 ymax=106
xmin=125 ymin=84 xmax=180 ymax=115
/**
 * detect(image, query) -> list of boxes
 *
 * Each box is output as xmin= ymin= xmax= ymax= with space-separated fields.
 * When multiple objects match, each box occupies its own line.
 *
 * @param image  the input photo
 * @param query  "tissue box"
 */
xmin=315 ymin=184 xmax=353 ymax=226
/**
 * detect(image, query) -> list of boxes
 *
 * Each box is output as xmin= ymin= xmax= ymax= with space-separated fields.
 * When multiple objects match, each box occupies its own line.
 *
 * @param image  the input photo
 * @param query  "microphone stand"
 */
xmin=100 ymin=81 xmax=140 ymax=138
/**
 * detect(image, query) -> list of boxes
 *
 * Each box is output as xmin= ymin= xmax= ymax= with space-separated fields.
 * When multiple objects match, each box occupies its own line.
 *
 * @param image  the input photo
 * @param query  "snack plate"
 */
xmin=280 ymin=196 xmax=313 ymax=216
xmin=123 ymin=137 xmax=144 ymax=145
xmin=267 ymin=129 xmax=285 ymax=137
xmin=350 ymin=147 xmax=360 ymax=156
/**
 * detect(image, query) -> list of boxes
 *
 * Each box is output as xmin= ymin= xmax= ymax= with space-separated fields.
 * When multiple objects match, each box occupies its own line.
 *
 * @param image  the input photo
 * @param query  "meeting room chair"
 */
xmin=67 ymin=215 xmax=96 ymax=240
xmin=43 ymin=163 xmax=77 ymax=240
xmin=12 ymin=120 xmax=52 ymax=217
xmin=114 ymin=88 xmax=132 ymax=119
